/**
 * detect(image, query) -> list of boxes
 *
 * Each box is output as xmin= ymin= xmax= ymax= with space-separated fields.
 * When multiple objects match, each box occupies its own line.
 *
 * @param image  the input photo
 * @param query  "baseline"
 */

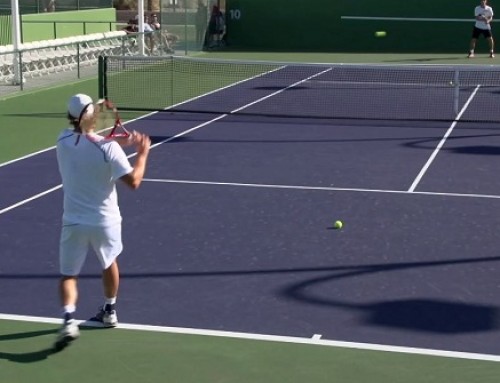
xmin=0 ymin=313 xmax=498 ymax=363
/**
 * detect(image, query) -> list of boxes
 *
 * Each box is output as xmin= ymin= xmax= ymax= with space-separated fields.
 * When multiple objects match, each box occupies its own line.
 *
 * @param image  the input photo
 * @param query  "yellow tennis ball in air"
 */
xmin=375 ymin=31 xmax=387 ymax=38
xmin=334 ymin=220 xmax=343 ymax=230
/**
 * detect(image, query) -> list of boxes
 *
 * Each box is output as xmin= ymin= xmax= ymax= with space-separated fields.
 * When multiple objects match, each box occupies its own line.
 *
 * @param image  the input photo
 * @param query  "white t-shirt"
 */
xmin=56 ymin=129 xmax=133 ymax=226
xmin=475 ymin=5 xmax=494 ymax=30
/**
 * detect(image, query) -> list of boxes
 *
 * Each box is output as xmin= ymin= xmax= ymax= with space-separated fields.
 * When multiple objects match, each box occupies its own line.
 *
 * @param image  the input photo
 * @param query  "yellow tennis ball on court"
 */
xmin=375 ymin=31 xmax=387 ymax=38
xmin=334 ymin=220 xmax=343 ymax=230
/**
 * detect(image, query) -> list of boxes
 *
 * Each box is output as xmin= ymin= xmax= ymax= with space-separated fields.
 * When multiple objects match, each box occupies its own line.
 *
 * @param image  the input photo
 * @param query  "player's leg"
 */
xmin=103 ymin=260 xmax=119 ymax=299
xmin=54 ymin=276 xmax=81 ymax=351
xmin=89 ymin=224 xmax=122 ymax=327
xmin=148 ymin=34 xmax=154 ymax=54
xmin=488 ymin=36 xmax=495 ymax=57
xmin=469 ymin=27 xmax=481 ymax=57
xmin=59 ymin=276 xmax=78 ymax=312
xmin=469 ymin=38 xmax=478 ymax=57
xmin=162 ymin=33 xmax=174 ymax=53
xmin=54 ymin=224 xmax=89 ymax=350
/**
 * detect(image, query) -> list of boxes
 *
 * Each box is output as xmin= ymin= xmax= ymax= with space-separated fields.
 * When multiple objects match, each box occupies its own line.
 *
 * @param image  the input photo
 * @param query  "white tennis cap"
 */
xmin=68 ymin=94 xmax=94 ymax=119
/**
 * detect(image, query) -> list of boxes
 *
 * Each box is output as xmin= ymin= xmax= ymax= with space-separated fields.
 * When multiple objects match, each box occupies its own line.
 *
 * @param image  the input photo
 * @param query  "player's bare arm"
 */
xmin=120 ymin=132 xmax=151 ymax=189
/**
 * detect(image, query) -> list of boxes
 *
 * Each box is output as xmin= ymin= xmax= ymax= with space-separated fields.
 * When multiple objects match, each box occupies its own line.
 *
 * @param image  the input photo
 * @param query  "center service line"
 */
xmin=408 ymin=85 xmax=481 ymax=193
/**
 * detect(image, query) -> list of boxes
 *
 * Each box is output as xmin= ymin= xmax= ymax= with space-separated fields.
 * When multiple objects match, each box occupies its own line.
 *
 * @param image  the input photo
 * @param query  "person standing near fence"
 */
xmin=44 ymin=0 xmax=55 ymax=12
xmin=468 ymin=0 xmax=495 ymax=58
xmin=196 ymin=0 xmax=208 ymax=47
xmin=207 ymin=5 xmax=225 ymax=49
xmin=149 ymin=13 xmax=176 ymax=54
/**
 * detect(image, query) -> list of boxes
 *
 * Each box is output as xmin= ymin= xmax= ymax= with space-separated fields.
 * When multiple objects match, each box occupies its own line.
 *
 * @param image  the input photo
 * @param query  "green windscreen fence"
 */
xmin=225 ymin=0 xmax=478 ymax=53
xmin=0 ymin=14 xmax=11 ymax=45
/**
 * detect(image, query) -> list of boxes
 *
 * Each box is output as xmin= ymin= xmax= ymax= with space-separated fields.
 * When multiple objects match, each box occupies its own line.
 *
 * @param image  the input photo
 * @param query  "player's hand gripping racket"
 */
xmin=96 ymin=99 xmax=133 ymax=145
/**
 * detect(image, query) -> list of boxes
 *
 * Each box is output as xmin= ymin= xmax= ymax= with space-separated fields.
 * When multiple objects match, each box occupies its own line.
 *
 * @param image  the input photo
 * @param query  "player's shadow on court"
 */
xmin=286 ymin=287 xmax=500 ymax=333
xmin=0 ymin=326 xmax=104 ymax=362
xmin=0 ymin=328 xmax=58 ymax=363
xmin=383 ymin=57 xmax=464 ymax=63
xmin=0 ymin=348 xmax=56 ymax=363
xmin=363 ymin=299 xmax=498 ymax=333
xmin=448 ymin=145 xmax=500 ymax=156
xmin=282 ymin=256 xmax=500 ymax=333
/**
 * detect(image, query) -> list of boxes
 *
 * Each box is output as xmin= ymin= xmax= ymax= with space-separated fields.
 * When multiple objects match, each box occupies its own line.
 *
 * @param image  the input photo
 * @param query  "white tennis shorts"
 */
xmin=59 ymin=223 xmax=123 ymax=276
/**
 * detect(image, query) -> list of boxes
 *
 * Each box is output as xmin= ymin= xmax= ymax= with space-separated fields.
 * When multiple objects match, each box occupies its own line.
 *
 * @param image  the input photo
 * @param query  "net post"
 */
xmin=184 ymin=5 xmax=188 ymax=55
xmin=76 ymin=43 xmax=80 ymax=79
xmin=98 ymin=55 xmax=107 ymax=100
xmin=170 ymin=55 xmax=174 ymax=108
xmin=453 ymin=70 xmax=460 ymax=117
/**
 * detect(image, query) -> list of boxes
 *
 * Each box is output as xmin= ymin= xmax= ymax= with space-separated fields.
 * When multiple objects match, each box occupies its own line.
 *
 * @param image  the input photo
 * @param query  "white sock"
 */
xmin=63 ymin=304 xmax=76 ymax=314
xmin=62 ymin=305 xmax=76 ymax=322
xmin=104 ymin=297 xmax=116 ymax=306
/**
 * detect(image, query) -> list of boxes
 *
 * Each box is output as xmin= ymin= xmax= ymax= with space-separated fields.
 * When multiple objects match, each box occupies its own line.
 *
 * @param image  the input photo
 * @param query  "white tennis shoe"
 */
xmin=89 ymin=305 xmax=118 ymax=327
xmin=54 ymin=320 xmax=80 ymax=351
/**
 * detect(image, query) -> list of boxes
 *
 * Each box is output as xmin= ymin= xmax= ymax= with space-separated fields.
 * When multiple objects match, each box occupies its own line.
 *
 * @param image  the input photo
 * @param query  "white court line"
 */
xmin=146 ymin=67 xmax=332 ymax=147
xmin=0 ymin=65 xmax=287 ymax=169
xmin=0 ymin=66 xmax=290 ymax=168
xmin=1 ymin=313 xmax=499 ymax=362
xmin=143 ymin=178 xmax=500 ymax=200
xmin=230 ymin=67 xmax=332 ymax=113
xmin=408 ymin=85 xmax=482 ymax=193
xmin=0 ymin=185 xmax=62 ymax=215
xmin=0 ymin=114 xmax=155 ymax=169
xmin=0 ymin=67 xmax=333 ymax=215
xmin=0 ymin=147 xmax=57 ymax=169
xmin=4 ymin=176 xmax=500 ymax=218
xmin=146 ymin=68 xmax=334 ymax=149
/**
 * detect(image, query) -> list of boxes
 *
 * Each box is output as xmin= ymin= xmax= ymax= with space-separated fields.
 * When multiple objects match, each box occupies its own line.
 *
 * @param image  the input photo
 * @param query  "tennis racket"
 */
xmin=95 ymin=99 xmax=131 ymax=140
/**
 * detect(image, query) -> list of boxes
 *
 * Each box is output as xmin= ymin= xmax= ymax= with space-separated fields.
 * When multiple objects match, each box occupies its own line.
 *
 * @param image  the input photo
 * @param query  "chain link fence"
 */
xmin=116 ymin=0 xmax=225 ymax=53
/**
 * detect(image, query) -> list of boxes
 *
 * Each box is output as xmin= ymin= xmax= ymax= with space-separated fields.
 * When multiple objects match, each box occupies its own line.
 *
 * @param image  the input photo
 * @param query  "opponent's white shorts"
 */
xmin=59 ymin=223 xmax=122 ymax=276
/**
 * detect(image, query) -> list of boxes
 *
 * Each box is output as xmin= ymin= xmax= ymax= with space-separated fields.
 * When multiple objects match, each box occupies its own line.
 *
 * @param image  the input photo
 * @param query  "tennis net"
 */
xmin=98 ymin=55 xmax=500 ymax=122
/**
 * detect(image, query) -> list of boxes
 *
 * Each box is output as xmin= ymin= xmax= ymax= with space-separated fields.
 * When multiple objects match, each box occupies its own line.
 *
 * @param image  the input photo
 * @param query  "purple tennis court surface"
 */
xmin=2 ymin=89 xmax=500 ymax=357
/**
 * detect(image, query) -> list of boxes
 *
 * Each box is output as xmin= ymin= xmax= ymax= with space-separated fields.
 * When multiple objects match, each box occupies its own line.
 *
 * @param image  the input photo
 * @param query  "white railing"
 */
xmin=0 ymin=30 xmax=175 ymax=86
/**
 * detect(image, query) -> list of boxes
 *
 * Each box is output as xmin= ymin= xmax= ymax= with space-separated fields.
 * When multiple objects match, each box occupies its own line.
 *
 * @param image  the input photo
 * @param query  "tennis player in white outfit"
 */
xmin=54 ymin=94 xmax=151 ymax=350
xmin=468 ymin=0 xmax=495 ymax=58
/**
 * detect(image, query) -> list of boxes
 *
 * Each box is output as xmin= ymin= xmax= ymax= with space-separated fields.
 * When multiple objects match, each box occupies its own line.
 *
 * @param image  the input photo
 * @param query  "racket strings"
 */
xmin=95 ymin=99 xmax=131 ymax=138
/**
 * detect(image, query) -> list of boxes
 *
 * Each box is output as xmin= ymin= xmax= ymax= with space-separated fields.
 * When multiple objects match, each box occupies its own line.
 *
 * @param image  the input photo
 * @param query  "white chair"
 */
xmin=39 ymin=40 xmax=61 ymax=71
xmin=70 ymin=35 xmax=88 ymax=62
xmin=58 ymin=38 xmax=77 ymax=70
xmin=47 ymin=39 xmax=71 ymax=70
xmin=34 ymin=40 xmax=56 ymax=74
xmin=0 ymin=45 xmax=13 ymax=82
xmin=0 ymin=45 xmax=13 ymax=65
xmin=19 ymin=42 xmax=41 ymax=78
